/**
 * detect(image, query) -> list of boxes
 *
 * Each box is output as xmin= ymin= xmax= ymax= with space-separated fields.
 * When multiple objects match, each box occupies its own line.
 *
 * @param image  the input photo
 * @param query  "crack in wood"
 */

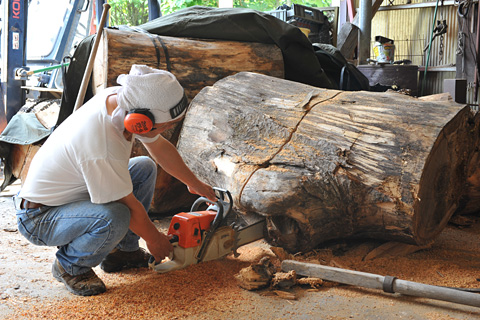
xmin=238 ymin=91 xmax=343 ymax=204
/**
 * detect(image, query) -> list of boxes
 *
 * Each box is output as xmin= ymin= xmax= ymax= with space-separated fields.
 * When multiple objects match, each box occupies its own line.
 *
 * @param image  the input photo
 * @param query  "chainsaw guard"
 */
xmin=200 ymin=226 xmax=236 ymax=262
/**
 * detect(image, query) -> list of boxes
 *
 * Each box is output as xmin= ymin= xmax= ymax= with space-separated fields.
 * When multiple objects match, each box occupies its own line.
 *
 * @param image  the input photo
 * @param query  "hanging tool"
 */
xmin=149 ymin=188 xmax=266 ymax=273
xmin=475 ymin=0 xmax=480 ymax=100
xmin=282 ymin=260 xmax=480 ymax=308
xmin=423 ymin=20 xmax=448 ymax=52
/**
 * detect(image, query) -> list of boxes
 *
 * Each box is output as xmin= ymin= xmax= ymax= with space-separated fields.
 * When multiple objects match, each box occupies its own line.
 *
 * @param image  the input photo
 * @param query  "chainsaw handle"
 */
xmin=190 ymin=188 xmax=233 ymax=229
xmin=212 ymin=187 xmax=233 ymax=203
xmin=191 ymin=197 xmax=224 ymax=231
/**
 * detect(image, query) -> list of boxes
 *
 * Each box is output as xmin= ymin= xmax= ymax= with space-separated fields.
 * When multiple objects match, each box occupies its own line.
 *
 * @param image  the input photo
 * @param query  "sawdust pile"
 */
xmin=5 ymin=221 xmax=480 ymax=319
xmin=9 ymin=259 xmax=251 ymax=320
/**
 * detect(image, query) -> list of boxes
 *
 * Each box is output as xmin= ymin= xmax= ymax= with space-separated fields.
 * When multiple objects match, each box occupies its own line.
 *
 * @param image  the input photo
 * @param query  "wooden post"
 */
xmin=73 ymin=3 xmax=110 ymax=111
xmin=337 ymin=0 xmax=384 ymax=59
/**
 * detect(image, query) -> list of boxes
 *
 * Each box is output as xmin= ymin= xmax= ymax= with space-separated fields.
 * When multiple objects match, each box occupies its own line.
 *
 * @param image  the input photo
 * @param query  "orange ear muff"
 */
xmin=124 ymin=109 xmax=155 ymax=134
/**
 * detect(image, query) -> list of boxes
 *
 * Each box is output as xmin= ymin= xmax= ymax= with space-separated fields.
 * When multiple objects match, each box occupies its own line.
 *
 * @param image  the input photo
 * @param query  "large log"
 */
xmin=92 ymin=29 xmax=284 ymax=214
xmin=92 ymin=28 xmax=284 ymax=99
xmin=177 ymin=72 xmax=479 ymax=253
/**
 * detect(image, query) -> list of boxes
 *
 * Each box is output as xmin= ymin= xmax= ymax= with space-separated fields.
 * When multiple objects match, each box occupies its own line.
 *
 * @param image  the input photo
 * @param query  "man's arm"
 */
xmin=143 ymin=135 xmax=217 ymax=202
xmin=117 ymin=192 xmax=172 ymax=262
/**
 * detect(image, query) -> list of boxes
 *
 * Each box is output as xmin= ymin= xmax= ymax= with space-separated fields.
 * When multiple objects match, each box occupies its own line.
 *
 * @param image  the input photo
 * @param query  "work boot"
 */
xmin=100 ymin=248 xmax=152 ymax=273
xmin=52 ymin=259 xmax=106 ymax=296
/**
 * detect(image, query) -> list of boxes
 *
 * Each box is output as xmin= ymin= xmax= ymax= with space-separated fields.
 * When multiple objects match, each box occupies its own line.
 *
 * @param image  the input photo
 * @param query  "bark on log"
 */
xmin=92 ymin=28 xmax=284 ymax=214
xmin=92 ymin=28 xmax=284 ymax=99
xmin=177 ymin=72 xmax=478 ymax=253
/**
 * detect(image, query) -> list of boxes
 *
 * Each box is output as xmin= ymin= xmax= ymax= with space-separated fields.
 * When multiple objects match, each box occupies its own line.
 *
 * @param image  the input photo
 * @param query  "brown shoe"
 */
xmin=52 ymin=259 xmax=106 ymax=296
xmin=100 ymin=248 xmax=152 ymax=273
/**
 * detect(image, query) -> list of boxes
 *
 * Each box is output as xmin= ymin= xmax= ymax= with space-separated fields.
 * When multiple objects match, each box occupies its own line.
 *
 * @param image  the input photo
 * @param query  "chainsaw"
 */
xmin=148 ymin=187 xmax=266 ymax=273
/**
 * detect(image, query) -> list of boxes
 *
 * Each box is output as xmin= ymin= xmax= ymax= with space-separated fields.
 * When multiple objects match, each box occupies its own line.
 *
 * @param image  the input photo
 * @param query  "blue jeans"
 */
xmin=15 ymin=156 xmax=157 ymax=276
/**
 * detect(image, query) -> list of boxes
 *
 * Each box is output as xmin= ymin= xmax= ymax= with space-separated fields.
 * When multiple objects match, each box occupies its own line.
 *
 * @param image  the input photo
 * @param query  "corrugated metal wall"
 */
xmin=360 ymin=1 xmax=461 ymax=98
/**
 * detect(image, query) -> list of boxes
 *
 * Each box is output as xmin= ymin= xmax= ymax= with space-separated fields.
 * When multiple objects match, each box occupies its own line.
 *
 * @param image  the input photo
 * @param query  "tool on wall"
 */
xmin=421 ymin=0 xmax=443 ymax=96
xmin=149 ymin=188 xmax=266 ymax=273
xmin=456 ymin=0 xmax=473 ymax=78
xmin=423 ymin=20 xmax=448 ymax=54
xmin=475 ymin=0 xmax=480 ymax=100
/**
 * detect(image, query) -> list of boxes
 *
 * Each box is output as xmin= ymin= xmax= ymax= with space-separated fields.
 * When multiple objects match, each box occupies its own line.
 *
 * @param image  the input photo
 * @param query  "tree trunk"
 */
xmin=92 ymin=29 xmax=285 ymax=214
xmin=177 ymin=72 xmax=478 ymax=253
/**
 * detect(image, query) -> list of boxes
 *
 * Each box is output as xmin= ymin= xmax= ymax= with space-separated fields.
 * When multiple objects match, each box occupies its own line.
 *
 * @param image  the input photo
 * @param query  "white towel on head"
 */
xmin=116 ymin=65 xmax=186 ymax=124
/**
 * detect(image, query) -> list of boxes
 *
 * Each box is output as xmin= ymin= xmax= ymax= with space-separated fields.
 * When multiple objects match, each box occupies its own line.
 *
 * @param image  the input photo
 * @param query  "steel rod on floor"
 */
xmin=282 ymin=260 xmax=480 ymax=308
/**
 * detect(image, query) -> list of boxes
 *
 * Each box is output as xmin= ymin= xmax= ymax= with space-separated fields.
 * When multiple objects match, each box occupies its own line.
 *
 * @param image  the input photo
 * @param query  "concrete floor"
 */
xmin=1 ymin=181 xmax=480 ymax=319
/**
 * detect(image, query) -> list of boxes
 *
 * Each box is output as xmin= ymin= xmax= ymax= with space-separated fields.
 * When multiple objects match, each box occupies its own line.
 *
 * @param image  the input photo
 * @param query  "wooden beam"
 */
xmin=347 ymin=0 xmax=355 ymax=21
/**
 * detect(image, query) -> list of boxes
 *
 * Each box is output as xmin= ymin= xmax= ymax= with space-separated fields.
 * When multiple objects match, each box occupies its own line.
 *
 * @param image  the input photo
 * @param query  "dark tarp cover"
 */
xmin=58 ymin=6 xmax=341 ymax=127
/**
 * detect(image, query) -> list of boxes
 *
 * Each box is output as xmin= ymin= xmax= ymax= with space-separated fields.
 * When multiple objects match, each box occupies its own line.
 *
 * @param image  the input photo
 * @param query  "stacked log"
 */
xmin=92 ymin=28 xmax=284 ymax=99
xmin=177 ymin=72 xmax=479 ymax=253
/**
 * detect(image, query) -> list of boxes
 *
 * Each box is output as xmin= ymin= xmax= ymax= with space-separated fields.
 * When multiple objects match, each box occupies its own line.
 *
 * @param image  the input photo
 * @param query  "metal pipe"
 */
xmin=282 ymin=260 xmax=480 ymax=308
xmin=358 ymin=0 xmax=372 ymax=64
xmin=26 ymin=63 xmax=71 ymax=76
xmin=148 ymin=0 xmax=161 ymax=20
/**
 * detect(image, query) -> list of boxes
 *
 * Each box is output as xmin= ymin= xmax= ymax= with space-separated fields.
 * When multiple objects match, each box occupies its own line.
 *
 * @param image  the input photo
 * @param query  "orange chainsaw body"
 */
xmin=167 ymin=210 xmax=218 ymax=248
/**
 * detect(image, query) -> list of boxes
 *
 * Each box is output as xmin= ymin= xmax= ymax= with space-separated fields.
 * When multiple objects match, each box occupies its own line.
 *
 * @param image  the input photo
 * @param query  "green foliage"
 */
xmin=161 ymin=0 xmax=218 ymax=15
xmin=233 ymin=0 xmax=280 ymax=12
xmin=107 ymin=0 xmax=333 ymax=26
xmin=160 ymin=0 xmax=332 ymax=15
xmin=232 ymin=0 xmax=331 ymax=12
xmin=109 ymin=0 xmax=150 ymax=26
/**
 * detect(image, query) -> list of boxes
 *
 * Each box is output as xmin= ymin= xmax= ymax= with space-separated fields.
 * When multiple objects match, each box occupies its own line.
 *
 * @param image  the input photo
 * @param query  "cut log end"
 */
xmin=415 ymin=106 xmax=477 ymax=243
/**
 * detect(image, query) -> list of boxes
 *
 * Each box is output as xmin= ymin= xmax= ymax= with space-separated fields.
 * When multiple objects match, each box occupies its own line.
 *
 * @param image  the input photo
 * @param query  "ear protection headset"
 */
xmin=124 ymin=109 xmax=155 ymax=134
xmin=123 ymin=94 xmax=189 ymax=134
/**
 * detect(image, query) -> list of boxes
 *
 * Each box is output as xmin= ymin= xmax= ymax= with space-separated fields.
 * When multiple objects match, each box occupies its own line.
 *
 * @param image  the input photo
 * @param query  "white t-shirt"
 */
xmin=19 ymin=87 xmax=135 ymax=205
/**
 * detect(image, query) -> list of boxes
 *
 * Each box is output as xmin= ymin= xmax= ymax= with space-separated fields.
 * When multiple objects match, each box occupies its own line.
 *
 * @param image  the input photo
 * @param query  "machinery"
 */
xmin=0 ymin=0 xmax=161 ymax=131
xmin=149 ymin=188 xmax=266 ymax=273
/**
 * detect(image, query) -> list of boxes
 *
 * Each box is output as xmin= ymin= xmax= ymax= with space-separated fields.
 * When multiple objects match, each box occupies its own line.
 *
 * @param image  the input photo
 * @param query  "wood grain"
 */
xmin=177 ymin=72 xmax=477 ymax=252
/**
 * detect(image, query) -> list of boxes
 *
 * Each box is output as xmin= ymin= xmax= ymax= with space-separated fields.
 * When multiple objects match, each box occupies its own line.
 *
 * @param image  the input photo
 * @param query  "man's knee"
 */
xmin=129 ymin=156 xmax=157 ymax=185
xmin=130 ymin=156 xmax=156 ymax=171
xmin=104 ymin=202 xmax=131 ymax=234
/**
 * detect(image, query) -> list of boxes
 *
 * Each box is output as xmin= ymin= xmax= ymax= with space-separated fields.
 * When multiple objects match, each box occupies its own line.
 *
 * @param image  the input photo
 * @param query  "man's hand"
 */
xmin=187 ymin=182 xmax=217 ymax=203
xmin=146 ymin=233 xmax=173 ymax=263
xmin=117 ymin=193 xmax=174 ymax=262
